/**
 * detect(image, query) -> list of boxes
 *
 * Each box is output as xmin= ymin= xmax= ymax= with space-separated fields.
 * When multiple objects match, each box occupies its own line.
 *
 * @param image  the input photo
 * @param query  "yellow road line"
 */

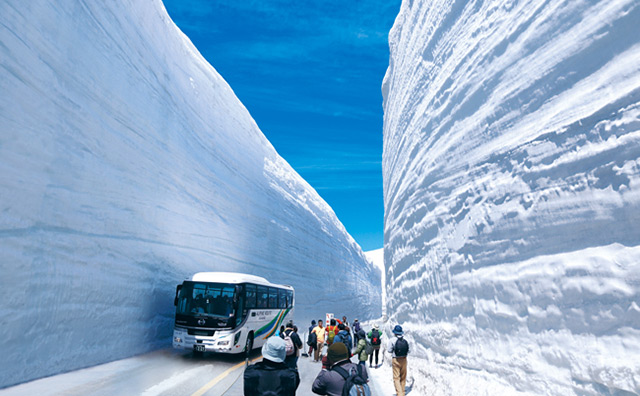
xmin=191 ymin=356 xmax=262 ymax=396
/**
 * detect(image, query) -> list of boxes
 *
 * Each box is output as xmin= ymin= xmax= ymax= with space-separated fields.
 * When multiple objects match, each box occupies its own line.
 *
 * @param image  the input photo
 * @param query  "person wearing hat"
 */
xmin=367 ymin=324 xmax=382 ymax=368
xmin=243 ymin=336 xmax=300 ymax=396
xmin=312 ymin=342 xmax=368 ymax=396
xmin=387 ymin=324 xmax=410 ymax=396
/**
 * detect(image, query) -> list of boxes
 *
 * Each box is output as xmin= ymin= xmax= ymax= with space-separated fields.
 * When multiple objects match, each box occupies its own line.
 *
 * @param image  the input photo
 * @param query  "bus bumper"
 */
xmin=172 ymin=328 xmax=244 ymax=353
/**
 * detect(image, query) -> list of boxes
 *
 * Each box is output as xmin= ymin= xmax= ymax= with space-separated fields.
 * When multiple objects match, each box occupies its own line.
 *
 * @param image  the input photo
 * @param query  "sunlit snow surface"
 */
xmin=382 ymin=0 xmax=640 ymax=394
xmin=0 ymin=0 xmax=380 ymax=388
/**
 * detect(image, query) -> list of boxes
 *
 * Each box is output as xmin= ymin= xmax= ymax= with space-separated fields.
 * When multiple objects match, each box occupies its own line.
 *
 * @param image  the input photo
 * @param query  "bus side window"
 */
xmin=287 ymin=290 xmax=293 ymax=308
xmin=245 ymin=284 xmax=257 ymax=309
xmin=268 ymin=287 xmax=278 ymax=309
xmin=278 ymin=289 xmax=287 ymax=309
xmin=257 ymin=286 xmax=268 ymax=308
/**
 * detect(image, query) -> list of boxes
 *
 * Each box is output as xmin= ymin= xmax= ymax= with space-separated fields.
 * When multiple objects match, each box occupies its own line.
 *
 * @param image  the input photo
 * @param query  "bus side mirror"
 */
xmin=174 ymin=285 xmax=182 ymax=306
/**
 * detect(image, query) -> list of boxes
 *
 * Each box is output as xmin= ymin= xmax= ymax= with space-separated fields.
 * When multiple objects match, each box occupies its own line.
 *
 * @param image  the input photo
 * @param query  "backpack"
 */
xmin=327 ymin=326 xmax=337 ymax=344
xmin=353 ymin=322 xmax=361 ymax=333
xmin=364 ymin=339 xmax=373 ymax=355
xmin=394 ymin=337 xmax=409 ymax=357
xmin=283 ymin=330 xmax=295 ymax=356
xmin=333 ymin=364 xmax=371 ymax=396
xmin=308 ymin=330 xmax=317 ymax=346
xmin=371 ymin=329 xmax=381 ymax=346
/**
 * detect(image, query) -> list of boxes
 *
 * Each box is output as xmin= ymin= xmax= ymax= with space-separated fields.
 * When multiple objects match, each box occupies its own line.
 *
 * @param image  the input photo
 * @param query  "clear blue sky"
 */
xmin=162 ymin=0 xmax=400 ymax=251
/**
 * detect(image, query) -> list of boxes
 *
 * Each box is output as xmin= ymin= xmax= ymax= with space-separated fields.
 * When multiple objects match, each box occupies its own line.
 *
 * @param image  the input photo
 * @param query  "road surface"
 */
xmin=0 ymin=347 xmax=391 ymax=396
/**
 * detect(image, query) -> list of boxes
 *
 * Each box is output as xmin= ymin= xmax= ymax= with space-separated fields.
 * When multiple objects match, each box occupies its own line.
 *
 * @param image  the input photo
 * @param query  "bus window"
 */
xmin=287 ymin=290 xmax=293 ymax=308
xmin=176 ymin=282 xmax=235 ymax=317
xmin=278 ymin=289 xmax=287 ymax=308
xmin=268 ymin=288 xmax=278 ymax=309
xmin=245 ymin=284 xmax=257 ymax=309
xmin=257 ymin=286 xmax=268 ymax=308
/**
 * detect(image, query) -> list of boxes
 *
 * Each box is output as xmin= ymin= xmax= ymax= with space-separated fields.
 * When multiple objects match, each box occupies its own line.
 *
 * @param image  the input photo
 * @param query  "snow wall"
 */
xmin=382 ymin=0 xmax=640 ymax=394
xmin=0 ymin=0 xmax=380 ymax=388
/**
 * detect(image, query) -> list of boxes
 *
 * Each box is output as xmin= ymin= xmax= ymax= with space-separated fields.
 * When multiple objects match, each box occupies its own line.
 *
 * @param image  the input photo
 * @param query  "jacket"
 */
xmin=333 ymin=330 xmax=352 ymax=351
xmin=243 ymin=359 xmax=300 ymax=396
xmin=312 ymin=360 xmax=368 ymax=396
xmin=353 ymin=338 xmax=368 ymax=362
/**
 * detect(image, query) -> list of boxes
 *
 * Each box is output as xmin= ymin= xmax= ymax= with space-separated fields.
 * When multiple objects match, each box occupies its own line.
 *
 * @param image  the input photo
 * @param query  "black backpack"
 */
xmin=308 ymin=330 xmax=317 ymax=347
xmin=333 ymin=364 xmax=371 ymax=396
xmin=394 ymin=337 xmax=409 ymax=357
xmin=370 ymin=329 xmax=381 ymax=346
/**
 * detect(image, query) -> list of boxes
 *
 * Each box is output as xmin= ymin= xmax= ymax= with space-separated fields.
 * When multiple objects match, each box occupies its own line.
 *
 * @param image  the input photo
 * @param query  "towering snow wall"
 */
xmin=0 ymin=0 xmax=380 ymax=388
xmin=383 ymin=0 xmax=640 ymax=394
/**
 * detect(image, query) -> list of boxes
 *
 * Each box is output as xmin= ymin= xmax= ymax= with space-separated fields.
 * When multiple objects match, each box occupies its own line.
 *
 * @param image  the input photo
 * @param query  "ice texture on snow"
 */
xmin=0 ymin=0 xmax=380 ymax=388
xmin=382 ymin=0 xmax=640 ymax=394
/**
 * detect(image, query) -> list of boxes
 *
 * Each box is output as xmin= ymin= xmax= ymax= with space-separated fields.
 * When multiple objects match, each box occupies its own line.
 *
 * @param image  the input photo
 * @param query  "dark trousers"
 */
xmin=369 ymin=346 xmax=380 ymax=366
xmin=285 ymin=355 xmax=298 ymax=369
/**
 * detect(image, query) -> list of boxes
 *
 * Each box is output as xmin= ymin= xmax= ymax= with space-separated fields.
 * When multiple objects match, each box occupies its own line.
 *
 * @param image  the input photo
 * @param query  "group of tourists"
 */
xmin=243 ymin=316 xmax=410 ymax=396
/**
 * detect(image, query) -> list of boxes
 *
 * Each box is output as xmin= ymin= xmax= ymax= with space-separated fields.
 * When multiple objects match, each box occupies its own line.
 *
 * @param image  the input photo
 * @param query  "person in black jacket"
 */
xmin=243 ymin=336 xmax=300 ymax=396
xmin=306 ymin=320 xmax=317 ymax=357
xmin=280 ymin=321 xmax=303 ymax=369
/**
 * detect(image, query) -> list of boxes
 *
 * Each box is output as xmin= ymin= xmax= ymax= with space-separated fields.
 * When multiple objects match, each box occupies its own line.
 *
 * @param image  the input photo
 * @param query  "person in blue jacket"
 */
xmin=333 ymin=323 xmax=353 ymax=352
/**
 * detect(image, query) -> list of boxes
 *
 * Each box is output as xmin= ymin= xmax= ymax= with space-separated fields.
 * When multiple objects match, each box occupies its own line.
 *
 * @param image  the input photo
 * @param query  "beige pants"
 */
xmin=392 ymin=357 xmax=407 ymax=396
xmin=314 ymin=341 xmax=324 ymax=361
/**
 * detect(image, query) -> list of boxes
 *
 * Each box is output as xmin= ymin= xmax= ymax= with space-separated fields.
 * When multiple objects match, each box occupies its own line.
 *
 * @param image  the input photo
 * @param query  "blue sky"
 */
xmin=162 ymin=0 xmax=400 ymax=251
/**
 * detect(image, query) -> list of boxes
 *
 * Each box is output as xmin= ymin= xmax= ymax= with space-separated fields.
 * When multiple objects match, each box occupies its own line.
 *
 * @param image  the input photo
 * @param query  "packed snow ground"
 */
xmin=382 ymin=0 xmax=640 ymax=394
xmin=0 ymin=0 xmax=380 ymax=389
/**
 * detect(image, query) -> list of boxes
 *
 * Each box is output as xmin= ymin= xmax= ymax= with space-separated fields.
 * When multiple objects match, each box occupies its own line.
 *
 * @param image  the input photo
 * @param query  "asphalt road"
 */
xmin=0 ymin=346 xmax=388 ymax=396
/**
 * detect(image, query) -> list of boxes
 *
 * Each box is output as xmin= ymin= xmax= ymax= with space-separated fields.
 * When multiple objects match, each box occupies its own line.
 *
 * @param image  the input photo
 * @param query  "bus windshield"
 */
xmin=176 ymin=282 xmax=236 ymax=318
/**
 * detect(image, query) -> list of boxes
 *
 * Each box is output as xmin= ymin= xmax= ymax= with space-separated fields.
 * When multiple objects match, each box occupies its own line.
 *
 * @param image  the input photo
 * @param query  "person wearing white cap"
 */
xmin=243 ymin=336 xmax=300 ymax=395
xmin=367 ymin=324 xmax=382 ymax=367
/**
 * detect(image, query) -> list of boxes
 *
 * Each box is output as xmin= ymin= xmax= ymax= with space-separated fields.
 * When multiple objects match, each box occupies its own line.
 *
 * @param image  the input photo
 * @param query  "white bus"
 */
xmin=172 ymin=272 xmax=295 ymax=355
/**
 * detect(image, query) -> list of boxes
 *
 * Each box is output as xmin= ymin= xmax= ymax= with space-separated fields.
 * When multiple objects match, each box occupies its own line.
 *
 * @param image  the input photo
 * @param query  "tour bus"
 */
xmin=172 ymin=272 xmax=294 ymax=355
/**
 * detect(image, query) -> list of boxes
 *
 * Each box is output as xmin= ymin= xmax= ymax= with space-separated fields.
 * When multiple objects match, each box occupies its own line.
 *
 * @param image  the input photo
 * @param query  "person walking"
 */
xmin=280 ymin=321 xmax=303 ymax=369
xmin=325 ymin=319 xmax=338 ymax=346
xmin=341 ymin=316 xmax=350 ymax=339
xmin=387 ymin=325 xmax=410 ymax=396
xmin=311 ymin=320 xmax=326 ymax=362
xmin=243 ymin=336 xmax=300 ymax=396
xmin=352 ymin=319 xmax=362 ymax=344
xmin=333 ymin=323 xmax=352 ymax=352
xmin=312 ymin=342 xmax=369 ymax=396
xmin=306 ymin=320 xmax=317 ymax=357
xmin=353 ymin=329 xmax=369 ymax=366
xmin=367 ymin=324 xmax=382 ymax=368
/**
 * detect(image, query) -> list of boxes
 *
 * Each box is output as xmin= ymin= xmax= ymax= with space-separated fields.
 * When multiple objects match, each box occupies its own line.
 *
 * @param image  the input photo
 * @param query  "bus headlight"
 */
xmin=174 ymin=329 xmax=186 ymax=343
xmin=217 ymin=340 xmax=230 ymax=346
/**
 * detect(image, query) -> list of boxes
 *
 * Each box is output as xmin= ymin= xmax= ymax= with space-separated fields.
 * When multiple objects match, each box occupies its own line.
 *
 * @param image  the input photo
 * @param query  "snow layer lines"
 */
xmin=382 ymin=0 xmax=640 ymax=394
xmin=0 ymin=0 xmax=380 ymax=388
